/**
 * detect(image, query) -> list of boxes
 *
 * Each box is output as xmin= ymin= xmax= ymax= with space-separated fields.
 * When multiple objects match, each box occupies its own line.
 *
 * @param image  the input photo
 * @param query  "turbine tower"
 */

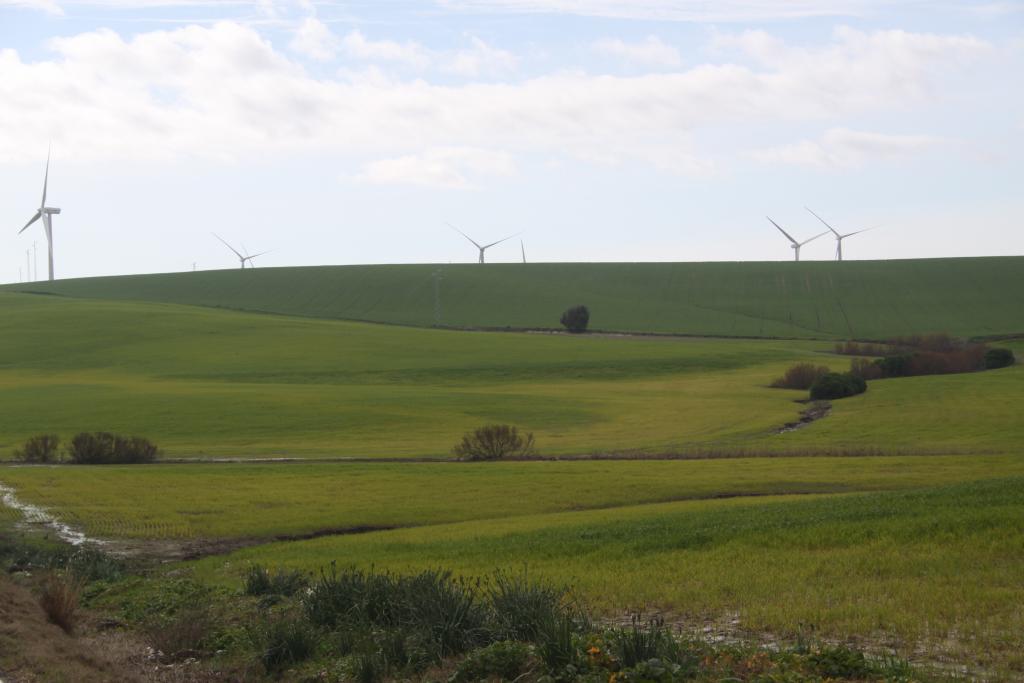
xmin=520 ymin=239 xmax=526 ymax=264
xmin=766 ymin=217 xmax=828 ymax=262
xmin=18 ymin=149 xmax=61 ymax=281
xmin=448 ymin=223 xmax=518 ymax=264
xmin=213 ymin=233 xmax=270 ymax=269
xmin=805 ymin=207 xmax=871 ymax=262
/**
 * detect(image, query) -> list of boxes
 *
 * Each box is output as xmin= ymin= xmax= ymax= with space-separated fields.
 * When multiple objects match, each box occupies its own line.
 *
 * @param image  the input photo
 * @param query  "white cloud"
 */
xmin=753 ymin=128 xmax=940 ymax=168
xmin=593 ymin=36 xmax=682 ymax=68
xmin=289 ymin=17 xmax=338 ymax=61
xmin=436 ymin=0 xmax=931 ymax=22
xmin=339 ymin=31 xmax=516 ymax=76
xmin=356 ymin=147 xmax=514 ymax=189
xmin=445 ymin=37 xmax=518 ymax=76
xmin=341 ymin=30 xmax=432 ymax=70
xmin=0 ymin=0 xmax=63 ymax=14
xmin=0 ymin=23 xmax=991 ymax=177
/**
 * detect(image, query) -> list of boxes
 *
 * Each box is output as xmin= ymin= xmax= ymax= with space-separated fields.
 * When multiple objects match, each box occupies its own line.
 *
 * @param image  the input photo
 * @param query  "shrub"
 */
xmin=834 ymin=340 xmax=889 ymax=356
xmin=848 ymin=357 xmax=883 ymax=380
xmin=985 ymin=348 xmax=1015 ymax=369
xmin=66 ymin=432 xmax=158 ymax=464
xmin=449 ymin=641 xmax=533 ymax=683
xmin=304 ymin=565 xmax=489 ymax=661
xmin=13 ymin=434 xmax=60 ymax=463
xmin=249 ymin=615 xmax=317 ymax=674
xmin=39 ymin=571 xmax=83 ymax=633
xmin=453 ymin=424 xmax=536 ymax=461
xmin=244 ymin=564 xmax=308 ymax=597
xmin=769 ymin=363 xmax=830 ymax=390
xmin=809 ymin=372 xmax=867 ymax=401
xmin=487 ymin=569 xmax=570 ymax=643
xmin=560 ymin=305 xmax=590 ymax=333
xmin=608 ymin=616 xmax=689 ymax=669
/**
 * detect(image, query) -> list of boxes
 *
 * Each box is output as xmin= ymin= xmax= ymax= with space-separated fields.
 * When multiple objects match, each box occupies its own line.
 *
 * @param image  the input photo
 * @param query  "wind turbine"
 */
xmin=448 ymin=223 xmax=518 ymax=264
xmin=805 ymin=207 xmax=872 ymax=262
xmin=213 ymin=233 xmax=271 ymax=269
xmin=766 ymin=217 xmax=828 ymax=262
xmin=19 ymin=149 xmax=61 ymax=281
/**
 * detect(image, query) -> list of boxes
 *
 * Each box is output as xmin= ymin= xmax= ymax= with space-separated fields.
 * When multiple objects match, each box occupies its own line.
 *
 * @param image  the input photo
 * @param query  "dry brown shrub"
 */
xmin=39 ymin=572 xmax=83 ymax=633
xmin=453 ymin=424 xmax=536 ymax=460
xmin=770 ymin=363 xmax=830 ymax=390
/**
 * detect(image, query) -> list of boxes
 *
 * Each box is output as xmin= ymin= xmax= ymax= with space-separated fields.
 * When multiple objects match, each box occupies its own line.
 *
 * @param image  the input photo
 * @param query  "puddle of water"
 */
xmin=0 ymin=482 xmax=91 ymax=546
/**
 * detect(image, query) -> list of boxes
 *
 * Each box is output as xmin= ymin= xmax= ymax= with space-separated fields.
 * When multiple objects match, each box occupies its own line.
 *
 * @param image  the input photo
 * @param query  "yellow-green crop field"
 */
xmin=1 ymin=268 xmax=1023 ymax=678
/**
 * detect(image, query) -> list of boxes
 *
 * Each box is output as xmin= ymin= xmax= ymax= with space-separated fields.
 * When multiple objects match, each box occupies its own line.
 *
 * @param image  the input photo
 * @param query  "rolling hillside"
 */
xmin=5 ymin=256 xmax=1024 ymax=339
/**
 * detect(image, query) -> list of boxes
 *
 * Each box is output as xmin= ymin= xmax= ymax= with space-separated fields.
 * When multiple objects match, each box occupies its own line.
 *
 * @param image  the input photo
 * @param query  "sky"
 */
xmin=1 ymin=0 xmax=1022 ymax=280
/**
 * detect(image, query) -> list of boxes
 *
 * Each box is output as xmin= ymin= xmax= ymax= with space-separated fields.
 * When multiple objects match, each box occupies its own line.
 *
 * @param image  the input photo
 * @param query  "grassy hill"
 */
xmin=1 ymin=291 xmax=1022 ymax=458
xmin=5 ymin=256 xmax=1024 ymax=339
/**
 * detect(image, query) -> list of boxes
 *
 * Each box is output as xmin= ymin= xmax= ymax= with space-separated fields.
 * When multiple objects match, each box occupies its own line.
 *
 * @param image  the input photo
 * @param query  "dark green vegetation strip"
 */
xmin=6 ymin=257 xmax=1024 ymax=338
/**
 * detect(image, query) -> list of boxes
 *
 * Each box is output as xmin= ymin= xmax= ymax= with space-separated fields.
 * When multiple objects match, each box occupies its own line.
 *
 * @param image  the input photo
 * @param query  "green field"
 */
xmin=188 ymin=477 xmax=1024 ymax=674
xmin=2 ymin=291 xmax=1022 ymax=458
xmin=2 ymin=455 xmax=1020 ymax=540
xmin=5 ymin=257 xmax=1024 ymax=339
xmin=2 ymin=262 xmax=1024 ymax=678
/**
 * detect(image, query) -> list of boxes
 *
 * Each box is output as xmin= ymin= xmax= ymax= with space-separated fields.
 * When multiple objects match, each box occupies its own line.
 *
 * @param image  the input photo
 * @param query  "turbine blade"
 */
xmin=483 ymin=232 xmax=520 ymax=249
xmin=805 ymin=206 xmax=840 ymax=237
xmin=247 ymin=249 xmax=272 ymax=259
xmin=213 ymin=233 xmax=244 ymax=259
xmin=41 ymin=146 xmax=50 ymax=208
xmin=447 ymin=222 xmax=481 ymax=249
xmin=19 ymin=211 xmax=41 ymax=233
xmin=842 ymin=228 xmax=872 ymax=238
xmin=799 ymin=229 xmax=831 ymax=247
xmin=766 ymin=217 xmax=797 ymax=245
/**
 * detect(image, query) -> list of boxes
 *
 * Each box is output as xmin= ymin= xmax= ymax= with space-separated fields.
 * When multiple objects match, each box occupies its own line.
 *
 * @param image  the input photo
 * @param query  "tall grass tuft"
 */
xmin=244 ymin=563 xmax=307 ymax=597
xmin=249 ymin=614 xmax=318 ymax=674
xmin=38 ymin=571 xmax=83 ymax=633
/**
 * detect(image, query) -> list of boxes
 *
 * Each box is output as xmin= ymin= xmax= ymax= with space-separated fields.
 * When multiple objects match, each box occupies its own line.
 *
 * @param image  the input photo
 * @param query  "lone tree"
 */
xmin=560 ymin=305 xmax=590 ymax=333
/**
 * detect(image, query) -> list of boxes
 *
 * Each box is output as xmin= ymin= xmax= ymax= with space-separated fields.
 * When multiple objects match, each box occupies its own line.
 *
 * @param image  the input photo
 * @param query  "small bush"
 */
xmin=244 ymin=564 xmax=308 ymax=597
xmin=834 ymin=340 xmax=889 ymax=356
xmin=770 ymin=363 xmax=830 ymax=390
xmin=453 ymin=424 xmax=536 ymax=461
xmin=250 ymin=615 xmax=317 ymax=674
xmin=848 ymin=357 xmax=883 ymax=380
xmin=560 ymin=305 xmax=590 ymax=333
xmin=809 ymin=372 xmax=867 ymax=401
xmin=66 ymin=432 xmax=158 ymax=464
xmin=39 ymin=571 xmax=83 ymax=633
xmin=450 ymin=641 xmax=533 ymax=683
xmin=985 ymin=347 xmax=1015 ymax=369
xmin=488 ymin=569 xmax=570 ymax=643
xmin=608 ymin=616 xmax=689 ymax=669
xmin=13 ymin=434 xmax=60 ymax=463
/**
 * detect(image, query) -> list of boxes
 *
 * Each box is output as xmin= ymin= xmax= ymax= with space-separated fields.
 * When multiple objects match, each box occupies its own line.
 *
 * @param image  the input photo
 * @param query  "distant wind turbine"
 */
xmin=766 ymin=217 xmax=828 ymax=262
xmin=805 ymin=207 xmax=872 ymax=262
xmin=213 ymin=233 xmax=271 ymax=269
xmin=448 ymin=223 xmax=518 ymax=264
xmin=18 ymin=149 xmax=61 ymax=281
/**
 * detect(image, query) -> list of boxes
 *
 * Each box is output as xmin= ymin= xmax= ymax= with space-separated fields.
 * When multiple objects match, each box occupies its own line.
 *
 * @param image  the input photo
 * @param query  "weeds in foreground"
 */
xmin=38 ymin=571 xmax=83 ymax=633
xmin=243 ymin=563 xmax=308 ymax=598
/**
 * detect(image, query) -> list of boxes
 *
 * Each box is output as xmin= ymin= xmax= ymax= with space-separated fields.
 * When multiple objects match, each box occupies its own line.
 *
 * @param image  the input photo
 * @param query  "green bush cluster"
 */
xmin=560 ymin=305 xmax=590 ymax=333
xmin=809 ymin=372 xmax=867 ymax=401
xmin=11 ymin=432 xmax=159 ymax=464
xmin=984 ymin=347 xmax=1016 ymax=369
xmin=66 ymin=432 xmax=159 ymax=464
xmin=243 ymin=564 xmax=308 ymax=598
